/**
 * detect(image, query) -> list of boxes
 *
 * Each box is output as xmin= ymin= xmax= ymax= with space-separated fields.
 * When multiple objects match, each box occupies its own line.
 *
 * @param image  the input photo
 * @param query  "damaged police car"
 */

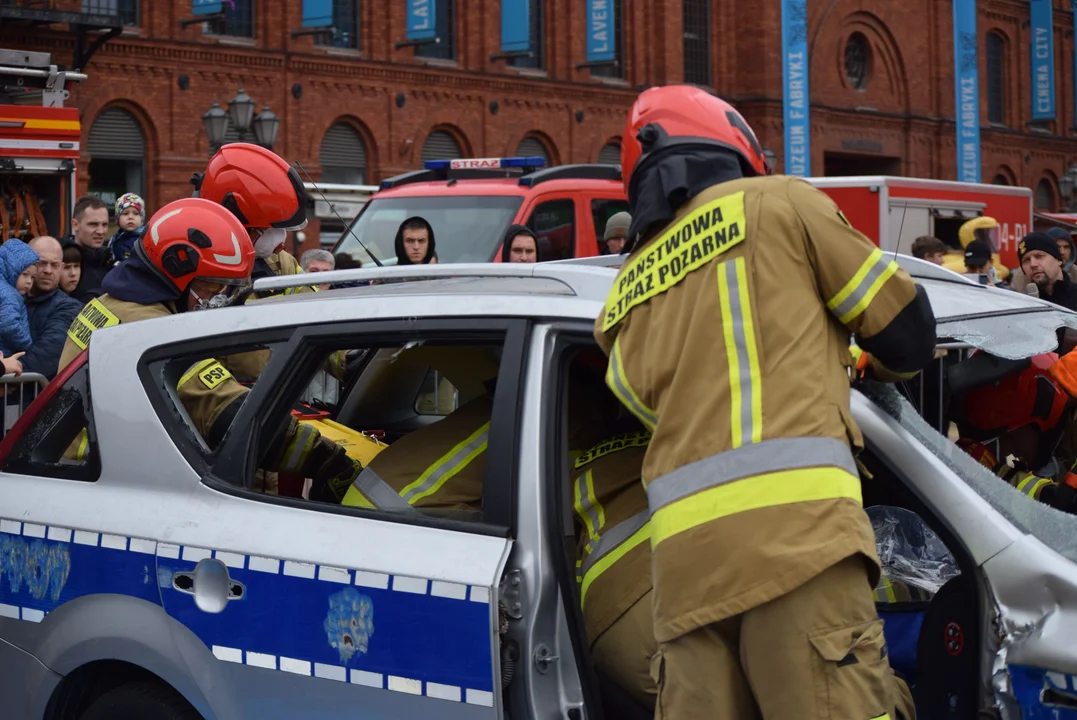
xmin=0 ymin=255 xmax=1074 ymax=720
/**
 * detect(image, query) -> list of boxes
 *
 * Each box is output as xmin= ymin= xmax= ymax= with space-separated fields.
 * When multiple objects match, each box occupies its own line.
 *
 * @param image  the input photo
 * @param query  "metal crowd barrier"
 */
xmin=1 ymin=372 xmax=48 ymax=439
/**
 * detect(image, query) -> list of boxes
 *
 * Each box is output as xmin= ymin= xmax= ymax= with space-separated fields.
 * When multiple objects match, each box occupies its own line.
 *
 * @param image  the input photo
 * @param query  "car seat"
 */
xmin=913 ymin=574 xmax=980 ymax=719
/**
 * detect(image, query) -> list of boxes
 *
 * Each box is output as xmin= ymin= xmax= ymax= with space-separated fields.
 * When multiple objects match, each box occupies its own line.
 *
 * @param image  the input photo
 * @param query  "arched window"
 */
xmin=87 ymin=107 xmax=146 ymax=211
xmin=597 ymin=142 xmax=621 ymax=165
xmin=990 ymin=174 xmax=1010 ymax=186
xmin=986 ymin=32 xmax=1006 ymax=125
xmin=515 ymin=136 xmax=549 ymax=163
xmin=682 ymin=0 xmax=711 ymax=86
xmin=421 ymin=130 xmax=462 ymax=161
xmin=1035 ymin=178 xmax=1056 ymax=211
xmin=320 ymin=123 xmax=368 ymax=184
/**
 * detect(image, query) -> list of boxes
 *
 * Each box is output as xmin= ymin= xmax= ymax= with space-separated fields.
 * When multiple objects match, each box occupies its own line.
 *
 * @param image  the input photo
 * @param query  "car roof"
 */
xmin=372 ymin=176 xmax=624 ymax=200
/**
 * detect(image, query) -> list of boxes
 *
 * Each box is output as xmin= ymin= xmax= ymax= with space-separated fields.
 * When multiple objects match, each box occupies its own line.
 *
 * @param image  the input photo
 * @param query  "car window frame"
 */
xmin=589 ymin=196 xmax=631 ymax=256
xmin=526 ymin=195 xmax=578 ymax=262
xmin=143 ymin=317 xmax=529 ymax=538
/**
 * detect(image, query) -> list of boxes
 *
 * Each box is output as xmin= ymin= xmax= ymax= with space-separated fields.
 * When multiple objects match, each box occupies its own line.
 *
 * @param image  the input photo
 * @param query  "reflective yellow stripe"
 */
xmin=874 ymin=577 xmax=897 ymax=603
xmin=605 ymin=338 xmax=657 ymax=431
xmin=716 ymin=258 xmax=762 ymax=448
xmin=573 ymin=470 xmax=605 ymax=542
xmin=1016 ymin=475 xmax=1053 ymax=499
xmin=399 ymin=422 xmax=489 ymax=505
xmin=341 ymin=484 xmax=376 ymax=509
xmin=869 ymin=715 xmax=891 ymax=720
xmin=580 ymin=521 xmax=650 ymax=607
xmin=280 ymin=423 xmax=317 ymax=474
xmin=178 ymin=358 xmax=220 ymax=389
xmin=827 ymin=248 xmax=899 ymax=325
xmin=75 ymin=429 xmax=88 ymax=461
xmin=650 ymin=468 xmax=862 ymax=547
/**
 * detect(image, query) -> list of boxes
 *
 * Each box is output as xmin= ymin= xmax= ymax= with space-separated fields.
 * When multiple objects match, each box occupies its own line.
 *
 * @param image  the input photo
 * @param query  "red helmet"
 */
xmin=621 ymin=85 xmax=770 ymax=196
xmin=136 ymin=197 xmax=254 ymax=295
xmin=195 ymin=143 xmax=307 ymax=231
xmin=960 ymin=353 xmax=1069 ymax=438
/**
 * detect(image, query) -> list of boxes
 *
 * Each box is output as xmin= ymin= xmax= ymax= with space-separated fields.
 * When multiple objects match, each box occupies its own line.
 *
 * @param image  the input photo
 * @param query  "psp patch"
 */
xmin=602 ymin=191 xmax=747 ymax=332
xmin=67 ymin=298 xmax=120 ymax=350
xmin=196 ymin=361 xmax=232 ymax=390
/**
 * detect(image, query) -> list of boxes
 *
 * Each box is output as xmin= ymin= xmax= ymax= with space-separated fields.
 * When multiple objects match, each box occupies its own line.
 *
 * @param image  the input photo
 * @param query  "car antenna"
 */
xmin=293 ymin=160 xmax=384 ymax=267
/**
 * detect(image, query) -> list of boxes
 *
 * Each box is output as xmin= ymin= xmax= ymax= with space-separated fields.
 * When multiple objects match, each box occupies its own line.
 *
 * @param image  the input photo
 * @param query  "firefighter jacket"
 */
xmin=958 ymin=438 xmax=1058 ymax=503
xmin=340 ymin=395 xmax=492 ymax=512
xmin=58 ymin=294 xmax=361 ymax=495
xmin=572 ymin=431 xmax=651 ymax=646
xmin=594 ymin=175 xmax=936 ymax=643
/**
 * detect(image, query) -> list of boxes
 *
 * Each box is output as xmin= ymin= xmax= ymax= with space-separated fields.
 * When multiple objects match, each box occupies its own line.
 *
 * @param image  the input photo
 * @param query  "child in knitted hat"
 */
xmin=107 ymin=192 xmax=146 ymax=265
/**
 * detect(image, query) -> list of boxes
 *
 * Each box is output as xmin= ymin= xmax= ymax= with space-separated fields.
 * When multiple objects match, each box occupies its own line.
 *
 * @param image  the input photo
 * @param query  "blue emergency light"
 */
xmin=422 ymin=156 xmax=547 ymax=171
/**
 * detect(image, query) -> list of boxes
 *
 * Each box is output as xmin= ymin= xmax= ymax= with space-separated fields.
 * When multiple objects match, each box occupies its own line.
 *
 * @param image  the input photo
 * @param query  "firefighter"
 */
xmin=58 ymin=198 xmax=361 ymax=503
xmin=595 ymin=85 xmax=934 ymax=719
xmin=572 ymin=416 xmax=655 ymax=710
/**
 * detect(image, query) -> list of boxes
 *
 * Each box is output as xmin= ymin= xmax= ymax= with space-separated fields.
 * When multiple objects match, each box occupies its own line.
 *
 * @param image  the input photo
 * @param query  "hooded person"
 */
xmin=394 ymin=216 xmax=437 ymax=265
xmin=0 ymin=238 xmax=39 ymax=357
xmin=501 ymin=223 xmax=540 ymax=263
xmin=593 ymin=84 xmax=932 ymax=719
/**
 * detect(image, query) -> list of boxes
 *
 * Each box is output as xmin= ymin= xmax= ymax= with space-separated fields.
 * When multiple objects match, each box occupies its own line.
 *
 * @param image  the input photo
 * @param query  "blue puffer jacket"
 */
xmin=24 ymin=289 xmax=82 ymax=379
xmin=0 ymin=239 xmax=39 ymax=357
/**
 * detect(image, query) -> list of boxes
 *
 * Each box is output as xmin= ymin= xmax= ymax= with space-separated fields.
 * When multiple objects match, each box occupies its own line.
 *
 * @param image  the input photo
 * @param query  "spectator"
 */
xmin=23 ymin=236 xmax=82 ymax=379
xmin=394 ymin=216 xmax=436 ymax=265
xmin=1019 ymin=232 xmax=1077 ymax=310
xmin=334 ymin=253 xmax=361 ymax=271
xmin=1 ymin=350 xmax=24 ymax=377
xmin=1011 ymin=227 xmax=1077 ymax=293
xmin=107 ymin=193 xmax=146 ymax=265
xmin=501 ymin=224 xmax=540 ymax=263
xmin=60 ymin=243 xmax=83 ymax=297
xmin=911 ymin=235 xmax=948 ymax=265
xmin=300 ymin=249 xmax=335 ymax=291
xmin=0 ymin=239 xmax=39 ymax=358
xmin=963 ymin=239 xmax=1006 ymax=288
xmin=62 ymin=195 xmax=111 ymax=303
xmin=603 ymin=212 xmax=631 ymax=255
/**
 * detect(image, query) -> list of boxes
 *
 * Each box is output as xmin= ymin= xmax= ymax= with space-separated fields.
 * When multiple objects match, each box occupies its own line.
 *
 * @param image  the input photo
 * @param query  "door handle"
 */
xmin=172 ymin=558 xmax=245 ymax=614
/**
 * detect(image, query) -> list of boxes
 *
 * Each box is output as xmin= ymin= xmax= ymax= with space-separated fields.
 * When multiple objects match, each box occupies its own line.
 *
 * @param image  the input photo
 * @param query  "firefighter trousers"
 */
xmin=590 ymin=589 xmax=658 ymax=711
xmin=652 ymin=555 xmax=915 ymax=720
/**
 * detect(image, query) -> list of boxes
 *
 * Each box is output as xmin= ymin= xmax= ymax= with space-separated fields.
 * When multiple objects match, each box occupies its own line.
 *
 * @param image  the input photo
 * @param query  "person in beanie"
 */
xmin=1010 ymin=227 xmax=1077 ymax=292
xmin=393 ymin=216 xmax=436 ymax=265
xmin=107 ymin=192 xmax=147 ymax=265
xmin=1019 ymin=231 xmax=1077 ymax=311
xmin=964 ymin=239 xmax=1007 ymax=287
xmin=603 ymin=211 xmax=631 ymax=255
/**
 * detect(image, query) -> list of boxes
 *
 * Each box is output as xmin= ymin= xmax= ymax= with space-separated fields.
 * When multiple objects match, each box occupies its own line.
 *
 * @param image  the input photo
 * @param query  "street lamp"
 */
xmin=1060 ymin=165 xmax=1077 ymax=210
xmin=202 ymin=101 xmax=229 ymax=150
xmin=227 ymin=88 xmax=256 ymax=136
xmin=252 ymin=105 xmax=280 ymax=151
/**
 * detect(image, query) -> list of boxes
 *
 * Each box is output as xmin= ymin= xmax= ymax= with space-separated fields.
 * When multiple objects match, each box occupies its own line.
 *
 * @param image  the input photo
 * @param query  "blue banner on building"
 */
xmin=302 ymin=0 xmax=332 ymax=28
xmin=1030 ymin=0 xmax=1056 ymax=120
xmin=192 ymin=0 xmax=223 ymax=15
xmin=586 ymin=0 xmax=615 ymax=64
xmin=407 ymin=0 xmax=437 ymax=42
xmin=953 ymin=0 xmax=981 ymax=183
xmin=780 ymin=0 xmax=810 ymax=177
xmin=501 ymin=0 xmax=531 ymax=53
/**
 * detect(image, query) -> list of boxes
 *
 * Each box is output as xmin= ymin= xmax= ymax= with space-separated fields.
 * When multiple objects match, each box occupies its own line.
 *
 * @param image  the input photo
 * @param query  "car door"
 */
xmin=141 ymin=316 xmax=528 ymax=719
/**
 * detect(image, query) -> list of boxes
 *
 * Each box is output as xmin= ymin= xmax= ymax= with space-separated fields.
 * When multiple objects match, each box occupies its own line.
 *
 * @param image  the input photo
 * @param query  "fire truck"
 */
xmin=0 ymin=48 xmax=84 ymax=242
xmin=808 ymin=176 xmax=1033 ymax=269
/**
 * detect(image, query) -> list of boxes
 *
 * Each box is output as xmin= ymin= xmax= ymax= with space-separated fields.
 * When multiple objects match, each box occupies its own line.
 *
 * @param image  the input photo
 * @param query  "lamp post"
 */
xmin=202 ymin=89 xmax=279 ymax=155
xmin=1060 ymin=165 xmax=1077 ymax=211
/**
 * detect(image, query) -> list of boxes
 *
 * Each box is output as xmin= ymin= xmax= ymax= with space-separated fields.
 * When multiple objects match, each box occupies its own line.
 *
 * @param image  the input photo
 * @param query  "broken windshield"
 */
xmin=860 ymin=381 xmax=1077 ymax=564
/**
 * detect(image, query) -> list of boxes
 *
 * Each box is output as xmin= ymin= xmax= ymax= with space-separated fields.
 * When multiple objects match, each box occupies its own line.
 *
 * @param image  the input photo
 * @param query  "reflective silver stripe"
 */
xmin=400 ymin=427 xmax=489 ymax=504
xmin=352 ymin=467 xmax=416 ymax=512
xmin=830 ymin=251 xmax=891 ymax=322
xmin=281 ymin=422 xmax=317 ymax=474
xmin=721 ymin=259 xmax=755 ymax=447
xmin=608 ymin=340 xmax=657 ymax=429
xmin=580 ymin=510 xmax=649 ymax=578
xmin=574 ymin=470 xmax=603 ymax=540
xmin=646 ymin=437 xmax=858 ymax=514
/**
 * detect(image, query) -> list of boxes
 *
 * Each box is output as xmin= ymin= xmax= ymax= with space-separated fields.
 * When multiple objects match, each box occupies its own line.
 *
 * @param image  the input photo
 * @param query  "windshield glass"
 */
xmin=333 ymin=195 xmax=524 ymax=265
xmin=859 ymin=381 xmax=1077 ymax=563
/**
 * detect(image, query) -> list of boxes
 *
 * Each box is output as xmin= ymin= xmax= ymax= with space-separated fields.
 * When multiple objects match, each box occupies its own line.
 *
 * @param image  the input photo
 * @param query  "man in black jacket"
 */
xmin=62 ymin=195 xmax=112 ymax=303
xmin=1020 ymin=232 xmax=1077 ymax=311
xmin=23 ymin=235 xmax=81 ymax=379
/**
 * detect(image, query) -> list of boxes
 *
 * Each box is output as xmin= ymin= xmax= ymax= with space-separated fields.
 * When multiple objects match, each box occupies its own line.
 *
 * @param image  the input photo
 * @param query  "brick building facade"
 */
xmin=4 ymin=0 xmax=1077 ymax=249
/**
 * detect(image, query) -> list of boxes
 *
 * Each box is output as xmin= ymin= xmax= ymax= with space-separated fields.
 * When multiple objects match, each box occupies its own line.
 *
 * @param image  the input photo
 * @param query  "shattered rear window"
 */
xmin=860 ymin=381 xmax=1077 ymax=564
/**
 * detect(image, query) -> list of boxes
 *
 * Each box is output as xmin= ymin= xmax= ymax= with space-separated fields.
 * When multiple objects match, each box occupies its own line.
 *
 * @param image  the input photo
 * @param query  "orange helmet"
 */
xmin=194 ymin=143 xmax=308 ymax=231
xmin=136 ymin=197 xmax=254 ymax=296
xmin=621 ymin=85 xmax=770 ymax=196
xmin=959 ymin=352 xmax=1069 ymax=439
